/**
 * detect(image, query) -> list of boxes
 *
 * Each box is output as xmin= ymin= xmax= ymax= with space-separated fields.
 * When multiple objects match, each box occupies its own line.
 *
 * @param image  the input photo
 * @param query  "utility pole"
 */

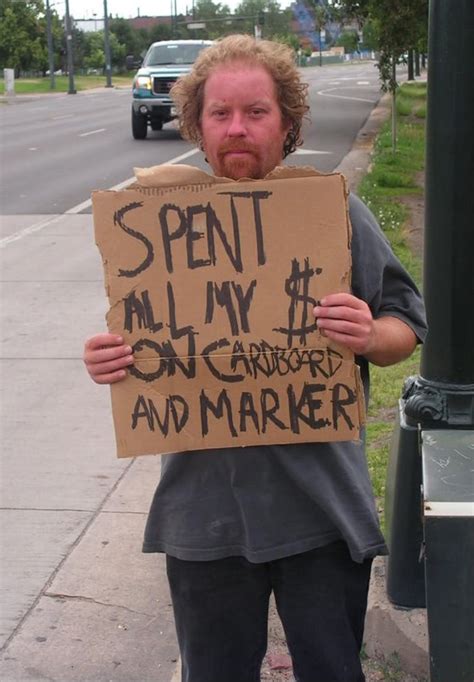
xmin=391 ymin=58 xmax=397 ymax=152
xmin=407 ymin=48 xmax=414 ymax=80
xmin=414 ymin=49 xmax=421 ymax=77
xmin=103 ymin=0 xmax=112 ymax=87
xmin=64 ymin=0 xmax=76 ymax=94
xmin=45 ymin=0 xmax=55 ymax=89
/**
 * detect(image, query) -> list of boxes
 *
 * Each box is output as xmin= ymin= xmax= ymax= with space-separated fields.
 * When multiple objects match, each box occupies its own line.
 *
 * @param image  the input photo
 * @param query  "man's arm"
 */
xmin=313 ymin=293 xmax=417 ymax=367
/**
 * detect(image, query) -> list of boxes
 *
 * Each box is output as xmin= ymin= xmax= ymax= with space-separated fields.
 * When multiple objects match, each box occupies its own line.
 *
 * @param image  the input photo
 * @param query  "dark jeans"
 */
xmin=166 ymin=541 xmax=372 ymax=682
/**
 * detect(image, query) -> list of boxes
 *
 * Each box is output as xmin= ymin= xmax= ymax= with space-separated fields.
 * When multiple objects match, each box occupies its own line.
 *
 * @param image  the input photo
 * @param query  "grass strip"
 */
xmin=0 ymin=74 xmax=132 ymax=94
xmin=357 ymin=81 xmax=427 ymax=529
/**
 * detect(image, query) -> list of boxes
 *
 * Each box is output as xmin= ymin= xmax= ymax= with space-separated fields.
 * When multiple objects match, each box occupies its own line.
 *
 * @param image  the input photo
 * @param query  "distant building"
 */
xmin=127 ymin=16 xmax=172 ymax=31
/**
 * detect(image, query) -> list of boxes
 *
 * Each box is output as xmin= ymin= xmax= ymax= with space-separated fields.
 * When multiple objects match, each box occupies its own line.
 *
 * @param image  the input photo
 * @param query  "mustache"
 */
xmin=218 ymin=142 xmax=259 ymax=156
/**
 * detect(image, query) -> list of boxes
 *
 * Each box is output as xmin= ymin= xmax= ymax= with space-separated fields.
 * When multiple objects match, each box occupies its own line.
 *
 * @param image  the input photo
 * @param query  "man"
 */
xmin=84 ymin=35 xmax=427 ymax=682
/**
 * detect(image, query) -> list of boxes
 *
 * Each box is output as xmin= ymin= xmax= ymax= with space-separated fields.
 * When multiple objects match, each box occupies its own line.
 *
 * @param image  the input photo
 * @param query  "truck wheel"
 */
xmin=151 ymin=119 xmax=163 ymax=131
xmin=132 ymin=109 xmax=147 ymax=139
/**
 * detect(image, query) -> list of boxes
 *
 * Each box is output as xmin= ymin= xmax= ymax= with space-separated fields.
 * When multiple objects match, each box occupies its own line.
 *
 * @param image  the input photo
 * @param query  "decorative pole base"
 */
xmin=403 ymin=376 xmax=474 ymax=429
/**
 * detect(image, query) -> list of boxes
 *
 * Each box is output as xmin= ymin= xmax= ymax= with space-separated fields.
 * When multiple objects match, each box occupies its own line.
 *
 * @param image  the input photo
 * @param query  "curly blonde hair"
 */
xmin=171 ymin=34 xmax=309 ymax=158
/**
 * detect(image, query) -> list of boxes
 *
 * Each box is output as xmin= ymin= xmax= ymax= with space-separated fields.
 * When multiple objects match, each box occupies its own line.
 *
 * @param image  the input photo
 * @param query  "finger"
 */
xmin=92 ymin=369 xmax=128 ymax=385
xmin=317 ymin=318 xmax=367 ymax=337
xmin=88 ymin=355 xmax=135 ymax=377
xmin=84 ymin=333 xmax=124 ymax=351
xmin=314 ymin=305 xmax=366 ymax=322
xmin=321 ymin=329 xmax=361 ymax=350
xmin=319 ymin=293 xmax=367 ymax=309
xmin=85 ymin=345 xmax=133 ymax=365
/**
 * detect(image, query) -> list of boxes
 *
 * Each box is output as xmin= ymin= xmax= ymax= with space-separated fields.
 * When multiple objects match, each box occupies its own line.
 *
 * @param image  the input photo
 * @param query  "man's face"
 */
xmin=199 ymin=62 xmax=290 ymax=180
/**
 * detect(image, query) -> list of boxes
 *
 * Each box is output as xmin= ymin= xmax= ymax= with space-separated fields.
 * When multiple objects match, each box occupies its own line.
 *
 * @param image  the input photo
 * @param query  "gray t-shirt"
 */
xmin=142 ymin=194 xmax=427 ymax=563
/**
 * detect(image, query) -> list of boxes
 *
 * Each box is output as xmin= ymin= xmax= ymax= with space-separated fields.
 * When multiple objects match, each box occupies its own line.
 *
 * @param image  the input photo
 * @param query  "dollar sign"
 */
xmin=273 ymin=258 xmax=322 ymax=347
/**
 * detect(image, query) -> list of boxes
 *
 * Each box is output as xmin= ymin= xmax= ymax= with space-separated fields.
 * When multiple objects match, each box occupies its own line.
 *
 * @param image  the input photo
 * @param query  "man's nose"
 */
xmin=227 ymin=111 xmax=247 ymax=136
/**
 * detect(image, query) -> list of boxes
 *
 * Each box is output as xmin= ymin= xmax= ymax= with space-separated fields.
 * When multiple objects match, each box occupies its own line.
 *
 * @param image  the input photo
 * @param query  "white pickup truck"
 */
xmin=130 ymin=39 xmax=213 ymax=139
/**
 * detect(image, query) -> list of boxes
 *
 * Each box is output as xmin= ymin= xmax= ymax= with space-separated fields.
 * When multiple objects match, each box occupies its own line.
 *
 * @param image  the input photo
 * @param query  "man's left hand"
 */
xmin=313 ymin=293 xmax=418 ymax=366
xmin=313 ymin=293 xmax=376 ymax=356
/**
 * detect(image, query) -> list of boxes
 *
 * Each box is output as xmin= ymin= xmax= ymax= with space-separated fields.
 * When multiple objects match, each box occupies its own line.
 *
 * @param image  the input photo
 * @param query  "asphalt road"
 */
xmin=0 ymin=61 xmax=384 ymax=682
xmin=0 ymin=62 xmax=381 ymax=215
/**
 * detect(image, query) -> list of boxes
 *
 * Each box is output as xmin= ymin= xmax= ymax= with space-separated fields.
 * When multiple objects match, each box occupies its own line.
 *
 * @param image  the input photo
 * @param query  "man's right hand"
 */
xmin=83 ymin=333 xmax=134 ymax=384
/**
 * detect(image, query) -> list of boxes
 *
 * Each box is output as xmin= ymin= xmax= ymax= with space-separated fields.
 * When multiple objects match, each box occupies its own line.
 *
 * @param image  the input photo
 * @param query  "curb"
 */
xmin=335 ymin=91 xmax=391 ymax=191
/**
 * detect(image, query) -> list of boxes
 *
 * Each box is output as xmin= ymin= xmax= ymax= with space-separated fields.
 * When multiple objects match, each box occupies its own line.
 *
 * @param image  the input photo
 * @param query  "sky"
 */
xmin=64 ymin=0 xmax=293 ymax=21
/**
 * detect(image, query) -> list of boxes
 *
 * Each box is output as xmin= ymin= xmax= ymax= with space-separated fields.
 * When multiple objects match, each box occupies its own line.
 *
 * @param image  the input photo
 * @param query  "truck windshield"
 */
xmin=144 ymin=44 xmax=208 ymax=66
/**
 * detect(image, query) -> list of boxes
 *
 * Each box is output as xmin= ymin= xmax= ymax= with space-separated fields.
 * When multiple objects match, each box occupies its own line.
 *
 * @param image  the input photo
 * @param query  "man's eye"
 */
xmin=250 ymin=109 xmax=265 ymax=117
xmin=212 ymin=110 xmax=227 ymax=118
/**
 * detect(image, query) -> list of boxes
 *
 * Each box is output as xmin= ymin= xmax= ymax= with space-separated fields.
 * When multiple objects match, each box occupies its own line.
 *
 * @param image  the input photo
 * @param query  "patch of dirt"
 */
xmin=263 ymin=600 xmax=426 ymax=681
xmin=367 ymin=406 xmax=397 ymax=425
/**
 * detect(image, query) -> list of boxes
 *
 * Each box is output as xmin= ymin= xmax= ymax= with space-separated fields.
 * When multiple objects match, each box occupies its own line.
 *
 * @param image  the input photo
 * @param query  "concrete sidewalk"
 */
xmin=0 ymin=88 xmax=428 ymax=682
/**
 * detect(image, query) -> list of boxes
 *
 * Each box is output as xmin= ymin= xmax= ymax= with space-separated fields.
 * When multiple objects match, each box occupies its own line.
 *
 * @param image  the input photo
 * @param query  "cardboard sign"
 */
xmin=93 ymin=165 xmax=365 ymax=458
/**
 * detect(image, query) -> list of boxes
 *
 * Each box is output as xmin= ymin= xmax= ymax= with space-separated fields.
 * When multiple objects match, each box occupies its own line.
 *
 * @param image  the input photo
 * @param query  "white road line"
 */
xmin=0 ymin=215 xmax=64 ymax=248
xmin=293 ymin=148 xmax=332 ymax=156
xmin=317 ymin=87 xmax=376 ymax=104
xmin=357 ymin=81 xmax=370 ymax=85
xmin=79 ymin=128 xmax=106 ymax=137
xmin=65 ymin=147 xmax=200 ymax=215
xmin=0 ymin=147 xmax=202 ymax=247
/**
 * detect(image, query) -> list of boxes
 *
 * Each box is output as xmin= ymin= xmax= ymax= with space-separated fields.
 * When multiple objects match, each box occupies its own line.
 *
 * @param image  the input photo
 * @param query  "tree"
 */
xmin=0 ymin=0 xmax=46 ymax=73
xmin=186 ymin=0 xmax=231 ymax=39
xmin=311 ymin=3 xmax=327 ymax=65
xmin=147 ymin=24 xmax=172 ymax=44
xmin=336 ymin=30 xmax=358 ymax=54
xmin=333 ymin=0 xmax=428 ymax=149
xmin=333 ymin=0 xmax=428 ymax=90
xmin=233 ymin=0 xmax=292 ymax=41
xmin=82 ymin=30 xmax=126 ymax=71
xmin=360 ymin=18 xmax=378 ymax=51
xmin=109 ymin=17 xmax=143 ymax=58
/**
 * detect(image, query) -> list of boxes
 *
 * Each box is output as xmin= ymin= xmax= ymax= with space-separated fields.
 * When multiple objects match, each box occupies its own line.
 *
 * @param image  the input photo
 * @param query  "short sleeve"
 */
xmin=349 ymin=193 xmax=427 ymax=343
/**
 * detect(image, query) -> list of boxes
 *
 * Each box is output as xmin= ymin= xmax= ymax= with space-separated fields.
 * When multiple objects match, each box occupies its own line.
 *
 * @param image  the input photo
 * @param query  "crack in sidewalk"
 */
xmin=44 ymin=592 xmax=154 ymax=618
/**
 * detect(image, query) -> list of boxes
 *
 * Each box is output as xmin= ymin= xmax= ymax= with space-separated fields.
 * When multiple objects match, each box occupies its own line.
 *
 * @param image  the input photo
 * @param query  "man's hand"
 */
xmin=313 ymin=293 xmax=417 ymax=366
xmin=83 ymin=333 xmax=134 ymax=384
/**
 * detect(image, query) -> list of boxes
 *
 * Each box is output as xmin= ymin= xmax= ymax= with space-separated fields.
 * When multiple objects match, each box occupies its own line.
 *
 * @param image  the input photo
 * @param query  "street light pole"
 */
xmin=103 ymin=0 xmax=112 ymax=87
xmin=64 ymin=0 xmax=76 ymax=94
xmin=385 ymin=2 xmax=474 ymax=678
xmin=45 ymin=0 xmax=55 ymax=90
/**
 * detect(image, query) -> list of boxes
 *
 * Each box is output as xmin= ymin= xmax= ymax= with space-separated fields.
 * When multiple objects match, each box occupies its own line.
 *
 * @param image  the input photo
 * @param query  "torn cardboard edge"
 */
xmin=93 ymin=165 xmax=364 ymax=458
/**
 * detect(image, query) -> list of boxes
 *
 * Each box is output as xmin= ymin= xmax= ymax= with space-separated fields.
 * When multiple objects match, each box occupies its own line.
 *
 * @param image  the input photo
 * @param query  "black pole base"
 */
xmin=385 ymin=401 xmax=426 ymax=608
xmin=403 ymin=375 xmax=474 ymax=429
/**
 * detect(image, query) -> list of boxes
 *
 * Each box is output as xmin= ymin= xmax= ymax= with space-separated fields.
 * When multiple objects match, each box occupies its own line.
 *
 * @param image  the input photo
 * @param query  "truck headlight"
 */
xmin=134 ymin=76 xmax=152 ymax=90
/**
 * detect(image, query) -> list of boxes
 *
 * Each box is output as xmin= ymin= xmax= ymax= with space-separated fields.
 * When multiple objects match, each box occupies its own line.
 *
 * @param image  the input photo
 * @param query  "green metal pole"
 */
xmin=46 ymin=0 xmax=55 ymax=89
xmin=103 ymin=0 xmax=112 ymax=87
xmin=64 ymin=0 xmax=76 ymax=95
